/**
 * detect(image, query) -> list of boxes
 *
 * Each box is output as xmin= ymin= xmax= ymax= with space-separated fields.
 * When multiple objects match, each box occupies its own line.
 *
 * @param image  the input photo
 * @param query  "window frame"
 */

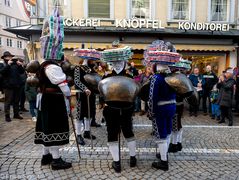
xmin=0 ymin=37 xmax=2 ymax=46
xmin=4 ymin=0 xmax=11 ymax=7
xmin=17 ymin=41 xmax=22 ymax=49
xmin=7 ymin=38 xmax=13 ymax=47
xmin=208 ymin=0 xmax=232 ymax=23
xmin=167 ymin=0 xmax=194 ymax=22
xmin=128 ymin=0 xmax=154 ymax=19
xmin=84 ymin=0 xmax=114 ymax=19
xmin=5 ymin=16 xmax=11 ymax=28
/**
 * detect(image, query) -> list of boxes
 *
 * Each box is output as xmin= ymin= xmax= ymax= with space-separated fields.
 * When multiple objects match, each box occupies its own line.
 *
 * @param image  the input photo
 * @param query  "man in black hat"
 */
xmin=0 ymin=51 xmax=25 ymax=122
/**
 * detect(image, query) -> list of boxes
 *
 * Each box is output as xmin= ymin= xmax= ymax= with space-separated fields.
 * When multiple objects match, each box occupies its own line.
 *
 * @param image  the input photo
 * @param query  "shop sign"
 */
xmin=64 ymin=18 xmax=230 ymax=31
xmin=178 ymin=22 xmax=229 ymax=31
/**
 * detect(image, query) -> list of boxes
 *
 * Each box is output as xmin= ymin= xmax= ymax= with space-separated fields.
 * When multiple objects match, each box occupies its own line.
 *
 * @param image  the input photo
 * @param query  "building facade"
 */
xmin=0 ymin=0 xmax=32 ymax=59
xmin=6 ymin=0 xmax=239 ymax=73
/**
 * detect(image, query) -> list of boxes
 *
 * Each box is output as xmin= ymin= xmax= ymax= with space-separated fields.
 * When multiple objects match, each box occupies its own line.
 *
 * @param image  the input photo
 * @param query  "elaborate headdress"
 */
xmin=144 ymin=40 xmax=181 ymax=66
xmin=73 ymin=48 xmax=101 ymax=60
xmin=40 ymin=8 xmax=64 ymax=60
xmin=170 ymin=58 xmax=192 ymax=71
xmin=101 ymin=43 xmax=133 ymax=62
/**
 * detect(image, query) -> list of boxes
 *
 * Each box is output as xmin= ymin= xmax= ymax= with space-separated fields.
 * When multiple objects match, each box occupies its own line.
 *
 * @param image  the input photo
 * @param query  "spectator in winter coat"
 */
xmin=202 ymin=65 xmax=218 ymax=115
xmin=0 ymin=51 xmax=25 ymax=122
xmin=188 ymin=67 xmax=204 ymax=116
xmin=217 ymin=68 xmax=236 ymax=126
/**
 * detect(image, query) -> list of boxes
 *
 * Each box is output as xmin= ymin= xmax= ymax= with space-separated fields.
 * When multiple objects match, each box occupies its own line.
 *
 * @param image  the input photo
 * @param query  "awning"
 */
xmin=35 ymin=42 xmax=236 ymax=52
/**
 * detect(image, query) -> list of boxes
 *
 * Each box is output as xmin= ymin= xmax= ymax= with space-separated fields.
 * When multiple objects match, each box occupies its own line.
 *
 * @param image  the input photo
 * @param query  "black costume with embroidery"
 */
xmin=34 ymin=61 xmax=69 ymax=146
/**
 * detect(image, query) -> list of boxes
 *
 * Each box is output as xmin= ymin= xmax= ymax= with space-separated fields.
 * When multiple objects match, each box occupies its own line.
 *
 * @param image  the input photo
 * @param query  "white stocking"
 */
xmin=84 ymin=118 xmax=91 ymax=131
xmin=127 ymin=140 xmax=136 ymax=157
xmin=42 ymin=146 xmax=50 ymax=155
xmin=157 ymin=140 xmax=168 ymax=161
xmin=49 ymin=146 xmax=60 ymax=159
xmin=172 ymin=131 xmax=178 ymax=145
xmin=108 ymin=143 xmax=119 ymax=162
xmin=75 ymin=120 xmax=84 ymax=135
xmin=177 ymin=129 xmax=183 ymax=143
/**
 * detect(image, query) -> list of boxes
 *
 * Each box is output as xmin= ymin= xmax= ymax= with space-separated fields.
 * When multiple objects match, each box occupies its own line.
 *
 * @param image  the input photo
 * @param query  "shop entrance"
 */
xmin=181 ymin=52 xmax=227 ymax=75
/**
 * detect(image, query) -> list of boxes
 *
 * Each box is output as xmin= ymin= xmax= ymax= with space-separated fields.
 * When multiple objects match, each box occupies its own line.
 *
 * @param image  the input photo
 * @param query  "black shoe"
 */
xmin=91 ymin=121 xmax=101 ymax=127
xmin=77 ymin=135 xmax=85 ymax=146
xmin=152 ymin=160 xmax=169 ymax=171
xmin=177 ymin=143 xmax=182 ymax=151
xmin=216 ymin=116 xmax=221 ymax=121
xmin=168 ymin=143 xmax=178 ymax=153
xmin=13 ymin=114 xmax=23 ymax=119
xmin=218 ymin=120 xmax=225 ymax=124
xmin=194 ymin=113 xmax=198 ymax=117
xmin=189 ymin=113 xmax=193 ymax=117
xmin=20 ymin=108 xmax=28 ymax=112
xmin=5 ymin=115 xmax=11 ymax=122
xmin=211 ymin=115 xmax=215 ymax=119
xmin=130 ymin=156 xmax=137 ymax=167
xmin=51 ymin=158 xmax=72 ymax=170
xmin=203 ymin=112 xmax=207 ymax=116
xmin=228 ymin=122 xmax=233 ymax=126
xmin=112 ymin=161 xmax=121 ymax=173
xmin=41 ymin=154 xmax=53 ymax=165
xmin=101 ymin=118 xmax=105 ymax=123
xmin=84 ymin=131 xmax=96 ymax=140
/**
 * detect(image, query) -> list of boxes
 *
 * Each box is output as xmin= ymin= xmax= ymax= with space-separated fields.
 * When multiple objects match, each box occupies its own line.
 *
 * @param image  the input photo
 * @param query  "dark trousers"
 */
xmin=103 ymin=106 xmax=134 ymax=142
xmin=19 ymin=85 xmax=26 ymax=110
xmin=203 ymin=91 xmax=211 ymax=113
xmin=189 ymin=92 xmax=202 ymax=114
xmin=220 ymin=106 xmax=233 ymax=123
xmin=3 ymin=88 xmax=21 ymax=116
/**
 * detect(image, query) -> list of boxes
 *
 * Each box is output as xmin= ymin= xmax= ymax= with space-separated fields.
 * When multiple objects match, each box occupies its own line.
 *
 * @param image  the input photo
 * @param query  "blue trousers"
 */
xmin=29 ymin=100 xmax=37 ymax=117
xmin=153 ymin=104 xmax=176 ymax=139
xmin=211 ymin=103 xmax=220 ymax=117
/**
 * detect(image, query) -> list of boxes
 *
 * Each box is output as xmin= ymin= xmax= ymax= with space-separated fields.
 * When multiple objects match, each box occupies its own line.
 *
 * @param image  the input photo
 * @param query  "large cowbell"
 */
xmin=84 ymin=73 xmax=102 ymax=93
xmin=98 ymin=76 xmax=140 ymax=108
xmin=165 ymin=73 xmax=194 ymax=97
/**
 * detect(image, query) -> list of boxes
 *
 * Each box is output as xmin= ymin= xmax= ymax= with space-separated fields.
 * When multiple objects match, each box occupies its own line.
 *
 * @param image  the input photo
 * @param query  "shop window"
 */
xmin=7 ymin=38 xmax=13 ymax=47
xmin=5 ymin=16 xmax=11 ymax=27
xmin=4 ymin=0 xmax=11 ymax=7
xmin=131 ymin=0 xmax=151 ymax=19
xmin=88 ymin=0 xmax=111 ymax=18
xmin=171 ymin=0 xmax=190 ymax=20
xmin=211 ymin=0 xmax=229 ymax=22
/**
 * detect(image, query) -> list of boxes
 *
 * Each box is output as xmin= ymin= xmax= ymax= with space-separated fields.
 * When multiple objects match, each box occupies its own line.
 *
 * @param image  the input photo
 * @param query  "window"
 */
xmin=48 ymin=0 xmax=71 ymax=17
xmin=5 ymin=16 xmax=11 ymax=27
xmin=211 ymin=0 xmax=229 ymax=21
xmin=7 ymin=38 xmax=13 ymax=47
xmin=171 ymin=0 xmax=190 ymax=20
xmin=88 ymin=0 xmax=110 ymax=18
xmin=4 ymin=0 xmax=11 ymax=7
xmin=16 ymin=19 xmax=21 ymax=26
xmin=17 ymin=41 xmax=22 ymax=49
xmin=0 ymin=37 xmax=2 ymax=46
xmin=131 ymin=0 xmax=150 ymax=19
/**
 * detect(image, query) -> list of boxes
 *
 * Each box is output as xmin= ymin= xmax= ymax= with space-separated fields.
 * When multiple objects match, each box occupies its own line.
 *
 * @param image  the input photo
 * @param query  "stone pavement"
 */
xmin=0 ymin=101 xmax=239 ymax=180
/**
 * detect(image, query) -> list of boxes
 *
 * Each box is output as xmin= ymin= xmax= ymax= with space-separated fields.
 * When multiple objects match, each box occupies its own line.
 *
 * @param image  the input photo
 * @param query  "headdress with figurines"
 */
xmin=100 ymin=41 xmax=133 ymax=62
xmin=144 ymin=40 xmax=181 ymax=66
xmin=40 ymin=7 xmax=64 ymax=61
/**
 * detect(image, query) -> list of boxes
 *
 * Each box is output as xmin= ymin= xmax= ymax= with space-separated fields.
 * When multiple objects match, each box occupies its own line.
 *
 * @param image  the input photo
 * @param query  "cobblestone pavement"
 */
xmin=1 ymin=102 xmax=239 ymax=180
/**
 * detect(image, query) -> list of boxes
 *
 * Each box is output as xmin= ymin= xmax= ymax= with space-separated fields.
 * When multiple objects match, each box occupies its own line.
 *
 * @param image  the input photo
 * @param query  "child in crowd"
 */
xmin=210 ymin=84 xmax=220 ymax=120
xmin=25 ymin=73 xmax=38 ymax=122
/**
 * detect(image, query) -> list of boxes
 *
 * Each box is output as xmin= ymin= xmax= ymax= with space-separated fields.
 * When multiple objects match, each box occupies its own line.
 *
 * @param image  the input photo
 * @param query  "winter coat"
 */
xmin=25 ymin=82 xmax=37 ymax=102
xmin=0 ymin=61 xmax=25 ymax=89
xmin=202 ymin=72 xmax=218 ymax=93
xmin=217 ymin=78 xmax=236 ymax=107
